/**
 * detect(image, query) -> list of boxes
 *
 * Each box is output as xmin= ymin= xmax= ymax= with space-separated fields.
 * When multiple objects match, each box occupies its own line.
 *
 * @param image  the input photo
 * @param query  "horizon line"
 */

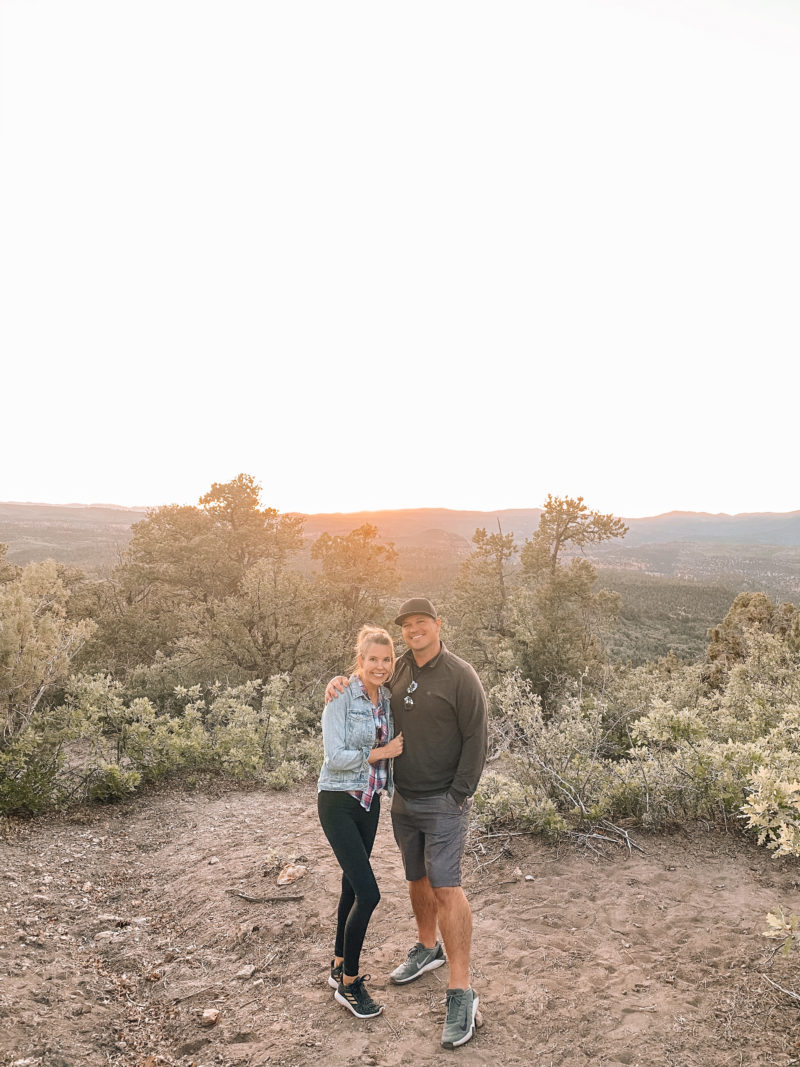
xmin=2 ymin=499 xmax=800 ymax=522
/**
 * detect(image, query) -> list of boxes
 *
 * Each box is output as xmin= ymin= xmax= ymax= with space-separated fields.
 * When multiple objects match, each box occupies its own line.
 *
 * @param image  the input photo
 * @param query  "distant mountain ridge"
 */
xmin=1 ymin=502 xmax=799 ymax=588
xmin=622 ymin=510 xmax=800 ymax=547
xmin=298 ymin=507 xmax=800 ymax=548
xmin=297 ymin=507 xmax=544 ymax=544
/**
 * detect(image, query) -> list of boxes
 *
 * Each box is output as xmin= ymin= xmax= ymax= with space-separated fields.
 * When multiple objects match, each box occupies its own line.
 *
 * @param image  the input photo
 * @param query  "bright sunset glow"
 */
xmin=1 ymin=1 xmax=798 ymax=519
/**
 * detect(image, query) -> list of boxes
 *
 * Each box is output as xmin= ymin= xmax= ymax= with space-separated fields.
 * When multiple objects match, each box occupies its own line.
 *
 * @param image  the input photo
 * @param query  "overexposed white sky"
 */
xmin=1 ymin=0 xmax=798 ymax=518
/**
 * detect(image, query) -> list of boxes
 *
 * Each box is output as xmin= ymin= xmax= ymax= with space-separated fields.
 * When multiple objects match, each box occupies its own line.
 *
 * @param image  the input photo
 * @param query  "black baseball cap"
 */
xmin=394 ymin=597 xmax=439 ymax=626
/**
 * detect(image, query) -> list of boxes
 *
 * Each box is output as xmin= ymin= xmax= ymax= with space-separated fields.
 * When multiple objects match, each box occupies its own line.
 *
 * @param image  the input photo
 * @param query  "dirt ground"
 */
xmin=2 ymin=782 xmax=800 ymax=1067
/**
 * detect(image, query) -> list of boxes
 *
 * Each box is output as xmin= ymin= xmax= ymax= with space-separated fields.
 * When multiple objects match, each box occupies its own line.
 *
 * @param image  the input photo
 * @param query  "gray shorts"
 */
xmin=391 ymin=789 xmax=471 ymax=888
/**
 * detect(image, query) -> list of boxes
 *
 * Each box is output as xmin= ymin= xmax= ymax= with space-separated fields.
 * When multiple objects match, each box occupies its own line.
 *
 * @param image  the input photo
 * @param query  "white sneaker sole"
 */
xmin=390 ymin=954 xmax=446 ymax=984
xmin=334 ymin=989 xmax=384 ymax=1018
xmin=328 ymin=976 xmax=339 ymax=989
xmin=442 ymin=994 xmax=479 ymax=1049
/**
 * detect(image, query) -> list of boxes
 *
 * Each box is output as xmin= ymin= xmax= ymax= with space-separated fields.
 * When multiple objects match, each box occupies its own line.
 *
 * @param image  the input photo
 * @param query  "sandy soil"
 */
xmin=2 ymin=782 xmax=800 ymax=1067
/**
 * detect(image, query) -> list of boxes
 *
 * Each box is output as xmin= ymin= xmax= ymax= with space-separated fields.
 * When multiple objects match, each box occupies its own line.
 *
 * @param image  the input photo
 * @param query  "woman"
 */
xmin=317 ymin=625 xmax=404 ymax=1019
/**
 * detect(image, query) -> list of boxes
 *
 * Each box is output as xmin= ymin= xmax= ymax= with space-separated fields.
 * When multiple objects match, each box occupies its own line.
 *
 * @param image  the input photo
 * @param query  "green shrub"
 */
xmin=764 ymin=907 xmax=800 ymax=955
xmin=0 ymin=670 xmax=319 ymax=815
xmin=741 ymin=766 xmax=800 ymax=858
xmin=485 ymin=650 xmax=800 ymax=842
xmin=474 ymin=771 xmax=567 ymax=836
xmin=0 ymin=724 xmax=65 ymax=815
xmin=265 ymin=759 xmax=308 ymax=790
xmin=87 ymin=763 xmax=142 ymax=802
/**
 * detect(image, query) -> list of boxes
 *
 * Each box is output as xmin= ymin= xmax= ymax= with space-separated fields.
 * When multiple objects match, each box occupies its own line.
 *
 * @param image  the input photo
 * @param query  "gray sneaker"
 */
xmin=441 ymin=987 xmax=479 ymax=1049
xmin=389 ymin=941 xmax=446 ymax=984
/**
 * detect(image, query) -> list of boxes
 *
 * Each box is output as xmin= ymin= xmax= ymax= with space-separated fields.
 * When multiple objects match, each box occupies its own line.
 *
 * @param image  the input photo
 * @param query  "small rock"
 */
xmin=236 ymin=964 xmax=256 ymax=980
xmin=200 ymin=1007 xmax=221 ymax=1026
xmin=525 ymin=875 xmax=534 ymax=881
xmin=276 ymin=863 xmax=307 ymax=885
xmin=209 ymin=856 xmax=220 ymax=865
xmin=513 ymin=867 xmax=523 ymax=879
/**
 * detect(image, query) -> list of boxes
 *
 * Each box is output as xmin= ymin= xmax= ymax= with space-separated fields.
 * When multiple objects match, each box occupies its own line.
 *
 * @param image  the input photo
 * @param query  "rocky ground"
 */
xmin=2 ymin=782 xmax=800 ymax=1067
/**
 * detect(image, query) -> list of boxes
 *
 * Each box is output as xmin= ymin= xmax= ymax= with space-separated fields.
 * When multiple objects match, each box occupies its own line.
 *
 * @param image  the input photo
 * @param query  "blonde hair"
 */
xmin=349 ymin=625 xmax=396 ymax=679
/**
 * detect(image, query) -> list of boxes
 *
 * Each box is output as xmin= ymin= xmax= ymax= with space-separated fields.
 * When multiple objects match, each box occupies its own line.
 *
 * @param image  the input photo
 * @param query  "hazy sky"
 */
xmin=1 ymin=0 xmax=798 ymax=518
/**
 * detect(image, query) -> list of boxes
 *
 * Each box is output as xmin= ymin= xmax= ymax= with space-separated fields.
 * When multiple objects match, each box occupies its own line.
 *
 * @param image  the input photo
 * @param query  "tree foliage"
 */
xmin=0 ymin=560 xmax=95 ymax=746
xmin=199 ymin=473 xmax=305 ymax=570
xmin=476 ymin=592 xmax=800 ymax=859
xmin=311 ymin=523 xmax=400 ymax=647
xmin=86 ymin=476 xmax=307 ymax=676
xmin=447 ymin=526 xmax=517 ymax=682
xmin=513 ymin=496 xmax=627 ymax=706
xmin=521 ymin=494 xmax=628 ymax=577
xmin=446 ymin=497 xmax=628 ymax=703
xmin=177 ymin=558 xmax=328 ymax=694
xmin=705 ymin=591 xmax=800 ymax=687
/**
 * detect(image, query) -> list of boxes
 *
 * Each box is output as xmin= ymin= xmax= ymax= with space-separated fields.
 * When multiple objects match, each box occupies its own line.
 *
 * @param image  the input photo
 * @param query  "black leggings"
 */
xmin=317 ymin=790 xmax=381 ymax=977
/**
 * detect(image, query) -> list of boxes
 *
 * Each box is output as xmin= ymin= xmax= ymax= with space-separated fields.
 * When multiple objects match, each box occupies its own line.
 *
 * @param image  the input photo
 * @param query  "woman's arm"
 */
xmin=321 ymin=694 xmax=372 ymax=773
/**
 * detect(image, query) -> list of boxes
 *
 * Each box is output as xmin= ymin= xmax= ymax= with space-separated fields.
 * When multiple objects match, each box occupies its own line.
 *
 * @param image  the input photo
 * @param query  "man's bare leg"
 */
xmin=408 ymin=875 xmax=439 ymax=946
xmin=433 ymin=886 xmax=472 ymax=989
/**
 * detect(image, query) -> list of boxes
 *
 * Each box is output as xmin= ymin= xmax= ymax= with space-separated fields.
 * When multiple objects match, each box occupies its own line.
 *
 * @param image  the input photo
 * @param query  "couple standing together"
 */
xmin=317 ymin=597 xmax=488 ymax=1050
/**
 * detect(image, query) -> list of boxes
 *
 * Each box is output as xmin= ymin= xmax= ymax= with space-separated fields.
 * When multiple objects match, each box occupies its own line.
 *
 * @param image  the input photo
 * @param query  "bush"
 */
xmin=0 ymin=723 xmax=65 ymax=815
xmin=265 ymin=759 xmax=308 ymax=790
xmin=87 ymin=763 xmax=142 ymax=803
xmin=484 ymin=641 xmax=800 ymax=843
xmin=0 ymin=671 xmax=319 ymax=816
xmin=178 ymin=674 xmax=319 ymax=780
xmin=764 ymin=907 xmax=800 ymax=955
xmin=741 ymin=765 xmax=800 ymax=858
xmin=474 ymin=772 xmax=567 ymax=836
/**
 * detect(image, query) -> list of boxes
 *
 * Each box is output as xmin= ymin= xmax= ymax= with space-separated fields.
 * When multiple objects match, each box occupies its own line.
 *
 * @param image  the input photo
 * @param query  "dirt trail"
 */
xmin=2 ymin=783 xmax=800 ymax=1067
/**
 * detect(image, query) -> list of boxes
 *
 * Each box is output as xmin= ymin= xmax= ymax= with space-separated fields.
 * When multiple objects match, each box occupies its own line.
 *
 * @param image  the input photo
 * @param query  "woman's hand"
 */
xmin=370 ymin=732 xmax=403 ymax=762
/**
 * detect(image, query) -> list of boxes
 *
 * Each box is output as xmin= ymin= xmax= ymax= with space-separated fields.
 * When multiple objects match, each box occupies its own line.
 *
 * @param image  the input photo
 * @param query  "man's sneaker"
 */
xmin=389 ymin=941 xmax=446 ymax=984
xmin=328 ymin=959 xmax=343 ymax=990
xmin=334 ymin=975 xmax=384 ymax=1019
xmin=441 ymin=986 xmax=479 ymax=1049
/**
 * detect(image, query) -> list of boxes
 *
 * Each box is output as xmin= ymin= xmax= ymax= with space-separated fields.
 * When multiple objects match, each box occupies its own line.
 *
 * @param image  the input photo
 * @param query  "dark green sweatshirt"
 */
xmin=389 ymin=643 xmax=488 ymax=807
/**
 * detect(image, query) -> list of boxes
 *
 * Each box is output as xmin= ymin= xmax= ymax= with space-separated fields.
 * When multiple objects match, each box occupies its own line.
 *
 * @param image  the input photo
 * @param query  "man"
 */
xmin=327 ymin=597 xmax=488 ymax=1048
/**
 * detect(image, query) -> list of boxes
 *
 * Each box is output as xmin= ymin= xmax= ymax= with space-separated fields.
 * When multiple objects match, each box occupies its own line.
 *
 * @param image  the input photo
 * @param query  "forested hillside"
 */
xmin=3 ymin=498 xmax=800 ymax=661
xmin=3 ymin=500 xmax=800 ymax=589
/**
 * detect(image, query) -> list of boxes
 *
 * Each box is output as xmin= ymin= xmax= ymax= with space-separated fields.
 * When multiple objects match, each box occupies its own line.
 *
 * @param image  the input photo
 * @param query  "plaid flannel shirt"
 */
xmin=349 ymin=681 xmax=388 ymax=811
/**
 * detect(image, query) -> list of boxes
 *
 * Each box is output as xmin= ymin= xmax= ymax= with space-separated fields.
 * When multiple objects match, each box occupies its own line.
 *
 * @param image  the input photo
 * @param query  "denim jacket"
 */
xmin=317 ymin=676 xmax=394 ymax=796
